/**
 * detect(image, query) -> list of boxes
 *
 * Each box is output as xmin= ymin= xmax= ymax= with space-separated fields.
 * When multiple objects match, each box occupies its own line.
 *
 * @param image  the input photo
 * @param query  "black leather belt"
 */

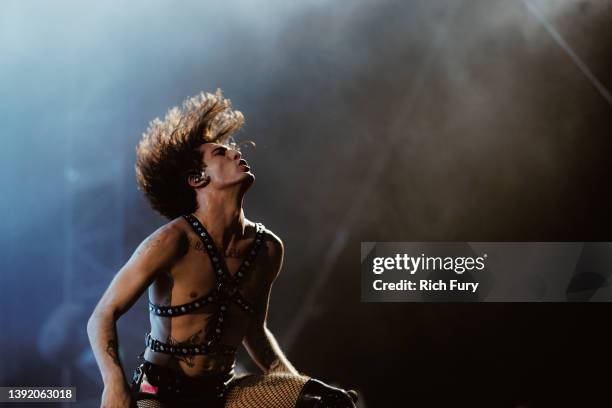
xmin=145 ymin=332 xmax=237 ymax=356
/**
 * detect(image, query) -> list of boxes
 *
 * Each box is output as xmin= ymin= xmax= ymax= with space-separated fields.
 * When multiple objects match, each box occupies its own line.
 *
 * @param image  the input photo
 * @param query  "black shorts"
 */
xmin=130 ymin=361 xmax=233 ymax=408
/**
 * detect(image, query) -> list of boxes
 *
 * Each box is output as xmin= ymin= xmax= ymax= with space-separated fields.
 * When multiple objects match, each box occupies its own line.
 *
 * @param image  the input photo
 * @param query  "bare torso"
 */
xmin=143 ymin=216 xmax=273 ymax=377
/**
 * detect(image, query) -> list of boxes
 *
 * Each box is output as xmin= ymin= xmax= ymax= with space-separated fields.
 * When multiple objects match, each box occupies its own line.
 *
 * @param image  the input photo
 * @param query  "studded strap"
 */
xmin=144 ymin=332 xmax=237 ymax=357
xmin=148 ymin=216 xmax=266 ymax=317
xmin=232 ymin=291 xmax=256 ymax=315
xmin=148 ymin=291 xmax=217 ymax=316
xmin=146 ymin=214 xmax=267 ymax=356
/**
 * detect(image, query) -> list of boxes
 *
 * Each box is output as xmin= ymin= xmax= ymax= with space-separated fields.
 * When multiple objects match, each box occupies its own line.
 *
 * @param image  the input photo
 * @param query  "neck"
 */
xmin=193 ymin=188 xmax=247 ymax=249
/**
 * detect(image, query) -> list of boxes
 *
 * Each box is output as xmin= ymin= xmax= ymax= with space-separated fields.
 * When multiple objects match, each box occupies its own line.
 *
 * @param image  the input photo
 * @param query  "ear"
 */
xmin=187 ymin=171 xmax=209 ymax=188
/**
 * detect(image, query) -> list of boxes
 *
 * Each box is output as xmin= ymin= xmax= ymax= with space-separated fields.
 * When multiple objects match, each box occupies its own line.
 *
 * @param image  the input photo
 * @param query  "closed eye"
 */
xmin=213 ymin=146 xmax=227 ymax=156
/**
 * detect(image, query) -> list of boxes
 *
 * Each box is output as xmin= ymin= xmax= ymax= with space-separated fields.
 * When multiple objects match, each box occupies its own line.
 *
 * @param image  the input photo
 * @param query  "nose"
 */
xmin=229 ymin=149 xmax=241 ymax=160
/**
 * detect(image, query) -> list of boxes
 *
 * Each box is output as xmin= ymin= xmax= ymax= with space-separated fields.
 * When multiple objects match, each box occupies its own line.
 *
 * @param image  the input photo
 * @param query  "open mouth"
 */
xmin=238 ymin=159 xmax=250 ymax=169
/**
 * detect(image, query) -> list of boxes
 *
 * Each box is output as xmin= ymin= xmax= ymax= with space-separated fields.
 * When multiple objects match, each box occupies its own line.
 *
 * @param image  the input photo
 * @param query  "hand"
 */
xmin=100 ymin=385 xmax=132 ymax=408
xmin=298 ymin=378 xmax=358 ymax=408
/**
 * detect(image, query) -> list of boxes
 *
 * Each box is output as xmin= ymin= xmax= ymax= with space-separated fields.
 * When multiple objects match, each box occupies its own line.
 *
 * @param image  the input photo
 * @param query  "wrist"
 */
xmin=103 ymin=376 xmax=129 ymax=391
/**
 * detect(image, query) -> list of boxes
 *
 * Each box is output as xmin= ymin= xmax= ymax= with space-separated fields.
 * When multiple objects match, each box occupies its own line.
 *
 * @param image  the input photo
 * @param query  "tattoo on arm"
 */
xmin=106 ymin=339 xmax=121 ymax=367
xmin=136 ymin=236 xmax=161 ymax=256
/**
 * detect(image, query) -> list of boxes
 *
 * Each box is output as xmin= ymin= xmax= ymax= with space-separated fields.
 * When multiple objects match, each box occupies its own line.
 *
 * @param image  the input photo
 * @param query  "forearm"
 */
xmin=86 ymin=309 xmax=129 ymax=390
xmin=247 ymin=327 xmax=300 ymax=375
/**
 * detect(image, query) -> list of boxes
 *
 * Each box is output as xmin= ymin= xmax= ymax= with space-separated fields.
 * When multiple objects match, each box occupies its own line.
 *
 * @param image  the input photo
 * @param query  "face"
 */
xmin=197 ymin=142 xmax=254 ymax=190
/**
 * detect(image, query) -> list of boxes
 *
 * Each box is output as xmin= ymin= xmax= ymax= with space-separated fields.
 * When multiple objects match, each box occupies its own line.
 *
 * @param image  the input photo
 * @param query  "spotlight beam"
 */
xmin=522 ymin=0 xmax=612 ymax=108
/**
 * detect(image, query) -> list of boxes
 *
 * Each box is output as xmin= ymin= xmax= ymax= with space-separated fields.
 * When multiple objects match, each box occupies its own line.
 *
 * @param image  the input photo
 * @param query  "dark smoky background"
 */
xmin=1 ymin=0 xmax=611 ymax=406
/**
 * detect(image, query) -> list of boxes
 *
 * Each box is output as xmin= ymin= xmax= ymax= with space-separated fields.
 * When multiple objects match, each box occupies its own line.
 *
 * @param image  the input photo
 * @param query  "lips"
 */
xmin=238 ymin=159 xmax=250 ymax=170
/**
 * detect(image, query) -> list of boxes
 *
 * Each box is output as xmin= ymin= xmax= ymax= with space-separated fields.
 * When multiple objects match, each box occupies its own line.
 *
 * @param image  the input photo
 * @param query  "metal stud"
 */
xmin=181 ymin=306 xmax=186 ymax=312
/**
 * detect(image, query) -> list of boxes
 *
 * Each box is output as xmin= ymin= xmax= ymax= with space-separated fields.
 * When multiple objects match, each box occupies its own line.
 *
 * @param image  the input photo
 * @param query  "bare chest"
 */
xmin=148 ymin=231 xmax=269 ymax=308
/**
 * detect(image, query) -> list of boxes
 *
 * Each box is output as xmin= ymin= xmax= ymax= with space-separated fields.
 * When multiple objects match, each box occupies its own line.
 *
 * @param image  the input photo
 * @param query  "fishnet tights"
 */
xmin=136 ymin=373 xmax=309 ymax=408
xmin=224 ymin=373 xmax=309 ymax=408
xmin=136 ymin=398 xmax=166 ymax=408
xmin=134 ymin=373 xmax=309 ymax=408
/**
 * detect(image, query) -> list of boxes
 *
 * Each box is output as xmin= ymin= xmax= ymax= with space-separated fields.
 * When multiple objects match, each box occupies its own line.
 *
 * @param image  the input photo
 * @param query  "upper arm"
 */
xmin=245 ymin=230 xmax=284 ymax=335
xmin=90 ymin=221 xmax=188 ymax=320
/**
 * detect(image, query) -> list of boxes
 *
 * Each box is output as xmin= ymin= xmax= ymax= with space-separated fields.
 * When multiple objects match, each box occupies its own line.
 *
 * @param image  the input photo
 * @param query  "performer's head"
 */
xmin=135 ymin=89 xmax=253 ymax=219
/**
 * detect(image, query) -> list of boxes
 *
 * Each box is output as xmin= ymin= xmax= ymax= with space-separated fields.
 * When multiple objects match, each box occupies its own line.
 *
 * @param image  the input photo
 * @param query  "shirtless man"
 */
xmin=86 ymin=90 xmax=357 ymax=408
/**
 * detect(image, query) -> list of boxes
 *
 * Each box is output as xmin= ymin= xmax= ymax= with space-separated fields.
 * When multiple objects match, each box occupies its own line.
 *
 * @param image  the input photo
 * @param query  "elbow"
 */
xmin=86 ymin=307 xmax=116 ymax=334
xmin=86 ymin=313 xmax=99 ymax=336
xmin=86 ymin=317 xmax=97 ymax=341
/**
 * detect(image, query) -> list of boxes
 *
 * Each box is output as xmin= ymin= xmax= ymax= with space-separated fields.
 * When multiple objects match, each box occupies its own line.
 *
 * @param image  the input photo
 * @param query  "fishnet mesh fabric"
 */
xmin=136 ymin=398 xmax=166 ymax=408
xmin=224 ymin=373 xmax=309 ymax=408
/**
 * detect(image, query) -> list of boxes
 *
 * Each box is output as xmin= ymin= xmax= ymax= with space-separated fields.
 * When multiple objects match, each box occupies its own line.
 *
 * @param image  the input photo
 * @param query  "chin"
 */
xmin=241 ymin=172 xmax=255 ymax=188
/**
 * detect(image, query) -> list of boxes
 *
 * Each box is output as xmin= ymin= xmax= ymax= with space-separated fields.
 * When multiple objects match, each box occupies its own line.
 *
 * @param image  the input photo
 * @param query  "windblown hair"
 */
xmin=135 ymin=89 xmax=245 ymax=219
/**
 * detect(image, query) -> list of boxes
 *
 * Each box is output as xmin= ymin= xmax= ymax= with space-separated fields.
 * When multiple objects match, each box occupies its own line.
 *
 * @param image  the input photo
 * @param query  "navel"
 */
xmin=189 ymin=291 xmax=198 ymax=298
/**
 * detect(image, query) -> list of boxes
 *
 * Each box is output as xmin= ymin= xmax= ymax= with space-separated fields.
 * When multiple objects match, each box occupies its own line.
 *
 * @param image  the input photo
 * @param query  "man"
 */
xmin=86 ymin=90 xmax=357 ymax=408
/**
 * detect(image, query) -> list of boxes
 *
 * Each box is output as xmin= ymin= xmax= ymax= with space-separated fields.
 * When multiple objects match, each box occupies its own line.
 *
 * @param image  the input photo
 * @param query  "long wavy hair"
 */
xmin=135 ymin=89 xmax=245 ymax=219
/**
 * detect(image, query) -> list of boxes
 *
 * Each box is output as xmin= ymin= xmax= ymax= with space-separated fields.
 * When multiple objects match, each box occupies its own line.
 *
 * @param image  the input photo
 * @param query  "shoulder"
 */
xmin=246 ymin=220 xmax=284 ymax=278
xmin=256 ymin=224 xmax=283 ymax=260
xmin=244 ymin=218 xmax=283 ymax=255
xmin=261 ymin=227 xmax=284 ymax=280
xmin=153 ymin=217 xmax=190 ymax=244
xmin=263 ymin=228 xmax=283 ymax=256
xmin=134 ymin=217 xmax=190 ymax=259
